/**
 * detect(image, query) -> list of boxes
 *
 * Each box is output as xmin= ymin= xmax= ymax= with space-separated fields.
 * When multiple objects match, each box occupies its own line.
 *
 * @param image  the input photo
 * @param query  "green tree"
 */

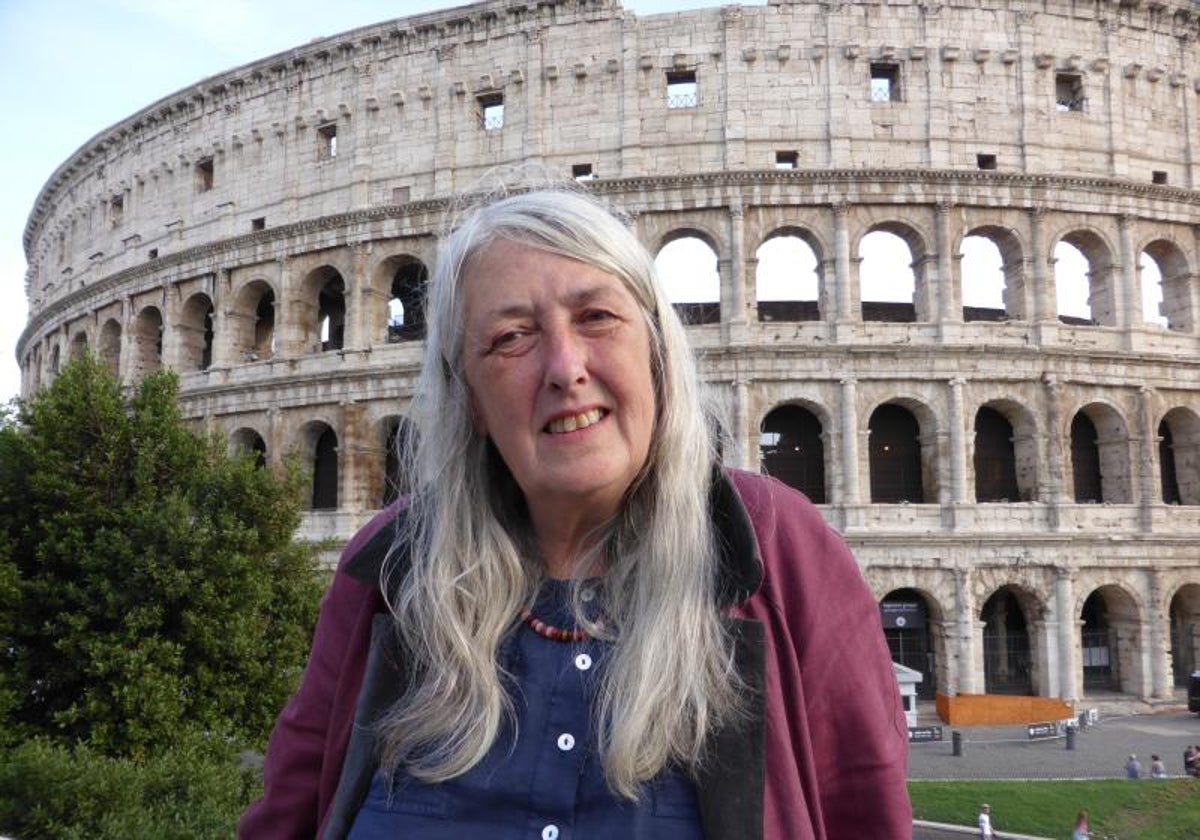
xmin=0 ymin=356 xmax=325 ymax=756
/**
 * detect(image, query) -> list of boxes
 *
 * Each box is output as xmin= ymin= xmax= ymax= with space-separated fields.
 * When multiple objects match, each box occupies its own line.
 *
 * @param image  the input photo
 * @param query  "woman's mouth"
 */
xmin=546 ymin=408 xmax=606 ymax=434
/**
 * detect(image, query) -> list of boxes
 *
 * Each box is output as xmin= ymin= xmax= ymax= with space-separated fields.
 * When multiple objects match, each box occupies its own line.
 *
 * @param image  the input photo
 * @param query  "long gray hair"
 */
xmin=378 ymin=186 xmax=741 ymax=798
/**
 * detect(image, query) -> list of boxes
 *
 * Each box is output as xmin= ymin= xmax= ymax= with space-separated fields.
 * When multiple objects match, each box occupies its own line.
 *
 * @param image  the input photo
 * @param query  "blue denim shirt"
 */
xmin=347 ymin=579 xmax=703 ymax=840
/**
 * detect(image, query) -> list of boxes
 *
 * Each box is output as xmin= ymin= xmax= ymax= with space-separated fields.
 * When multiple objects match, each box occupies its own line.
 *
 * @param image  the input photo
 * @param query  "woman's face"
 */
xmin=460 ymin=239 xmax=656 ymax=529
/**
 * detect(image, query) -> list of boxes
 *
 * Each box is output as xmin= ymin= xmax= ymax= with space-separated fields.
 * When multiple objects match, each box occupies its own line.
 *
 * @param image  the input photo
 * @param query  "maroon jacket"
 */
xmin=239 ymin=470 xmax=911 ymax=838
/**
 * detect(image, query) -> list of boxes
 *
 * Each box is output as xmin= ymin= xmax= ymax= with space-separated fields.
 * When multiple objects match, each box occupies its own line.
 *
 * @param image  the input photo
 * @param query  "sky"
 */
xmin=0 ymin=0 xmax=752 ymax=406
xmin=1 ymin=0 xmax=1152 ymax=406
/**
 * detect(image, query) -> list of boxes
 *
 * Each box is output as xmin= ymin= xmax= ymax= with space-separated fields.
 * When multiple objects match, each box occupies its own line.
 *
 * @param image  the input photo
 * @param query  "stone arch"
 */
xmin=880 ymin=586 xmax=947 ymax=699
xmin=858 ymin=221 xmax=931 ymax=322
xmin=1168 ymin=582 xmax=1200 ymax=687
xmin=1054 ymin=228 xmax=1117 ymax=327
xmin=1141 ymin=238 xmax=1192 ymax=333
xmin=177 ymin=292 xmax=214 ymax=372
xmin=980 ymin=584 xmax=1043 ymax=695
xmin=299 ymin=265 xmax=347 ymax=353
xmin=655 ymin=228 xmax=720 ymax=325
xmin=961 ymin=225 xmax=1026 ymax=321
xmin=867 ymin=397 xmax=939 ymax=503
xmin=299 ymin=419 xmax=339 ymax=510
xmin=969 ymin=398 xmax=1036 ymax=501
xmin=229 ymin=426 xmax=267 ymax=468
xmin=378 ymin=415 xmax=417 ymax=507
xmin=98 ymin=318 xmax=122 ymax=377
xmin=372 ymin=254 xmax=430 ymax=344
xmin=131 ymin=305 xmax=164 ymax=381
xmin=1078 ymin=583 xmax=1143 ymax=697
xmin=69 ymin=331 xmax=88 ymax=360
xmin=755 ymin=227 xmax=822 ymax=322
xmin=1069 ymin=402 xmax=1132 ymax=504
xmin=1158 ymin=407 xmax=1200 ymax=505
xmin=758 ymin=401 xmax=828 ymax=503
xmin=46 ymin=343 xmax=60 ymax=381
xmin=230 ymin=279 xmax=276 ymax=362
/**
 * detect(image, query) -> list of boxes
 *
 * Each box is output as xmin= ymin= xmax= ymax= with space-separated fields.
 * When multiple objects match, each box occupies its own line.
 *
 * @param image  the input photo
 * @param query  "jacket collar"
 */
xmin=343 ymin=468 xmax=763 ymax=608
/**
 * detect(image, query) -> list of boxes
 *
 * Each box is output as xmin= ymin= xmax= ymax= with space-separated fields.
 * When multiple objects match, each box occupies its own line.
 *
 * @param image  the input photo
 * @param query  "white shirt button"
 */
xmin=557 ymin=732 xmax=576 ymax=751
xmin=574 ymin=653 xmax=592 ymax=671
xmin=542 ymin=825 xmax=559 ymax=840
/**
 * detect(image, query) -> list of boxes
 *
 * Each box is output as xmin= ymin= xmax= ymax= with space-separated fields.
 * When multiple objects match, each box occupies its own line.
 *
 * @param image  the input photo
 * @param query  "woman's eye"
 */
xmin=489 ymin=330 xmax=526 ymax=352
xmin=581 ymin=309 xmax=616 ymax=324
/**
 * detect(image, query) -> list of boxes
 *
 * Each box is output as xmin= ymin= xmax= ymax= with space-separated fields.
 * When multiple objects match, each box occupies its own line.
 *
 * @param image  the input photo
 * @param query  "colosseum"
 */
xmin=16 ymin=0 xmax=1200 ymax=712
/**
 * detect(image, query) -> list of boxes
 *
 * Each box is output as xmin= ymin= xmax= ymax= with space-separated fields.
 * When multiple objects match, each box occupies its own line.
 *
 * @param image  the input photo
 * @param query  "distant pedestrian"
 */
xmin=1150 ymin=754 xmax=1167 ymax=778
xmin=1072 ymin=808 xmax=1090 ymax=840
xmin=1186 ymin=745 xmax=1199 ymax=777
xmin=978 ymin=803 xmax=995 ymax=839
xmin=1125 ymin=753 xmax=1142 ymax=779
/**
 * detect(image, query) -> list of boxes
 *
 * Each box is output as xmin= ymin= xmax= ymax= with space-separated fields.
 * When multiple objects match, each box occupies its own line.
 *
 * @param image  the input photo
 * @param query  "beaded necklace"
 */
xmin=520 ymin=608 xmax=589 ymax=643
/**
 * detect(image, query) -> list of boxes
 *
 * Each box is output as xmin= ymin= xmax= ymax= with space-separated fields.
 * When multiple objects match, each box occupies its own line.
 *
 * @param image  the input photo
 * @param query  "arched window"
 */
xmin=960 ymin=235 xmax=1007 ymax=322
xmin=860 ymin=230 xmax=916 ymax=322
xmin=99 ymin=318 xmax=122 ymax=377
xmin=869 ymin=404 xmax=924 ymax=503
xmin=381 ymin=416 xmax=416 ymax=507
xmin=1071 ymin=413 xmax=1102 ymax=503
xmin=655 ymin=235 xmax=720 ymax=325
xmin=179 ymin=293 xmax=215 ymax=371
xmin=318 ymin=275 xmax=346 ymax=352
xmin=755 ymin=234 xmax=819 ymax=322
xmin=69 ymin=332 xmax=88 ymax=360
xmin=880 ymin=589 xmax=938 ymax=699
xmin=1169 ymin=584 xmax=1200 ymax=686
xmin=311 ymin=425 xmax=339 ymax=510
xmin=974 ymin=407 xmax=1019 ymax=502
xmin=1054 ymin=241 xmax=1093 ymax=325
xmin=388 ymin=262 xmax=429 ymax=342
xmin=1081 ymin=591 xmax=1117 ymax=691
xmin=1139 ymin=252 xmax=1167 ymax=328
xmin=1159 ymin=420 xmax=1180 ymax=505
xmin=230 ymin=428 xmax=267 ymax=469
xmin=759 ymin=405 xmax=825 ymax=503
xmin=981 ymin=589 xmax=1033 ymax=695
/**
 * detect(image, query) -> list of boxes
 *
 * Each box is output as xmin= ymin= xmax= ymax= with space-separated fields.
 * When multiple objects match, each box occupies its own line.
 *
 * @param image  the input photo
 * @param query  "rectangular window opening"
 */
xmin=317 ymin=123 xmax=338 ymax=158
xmin=775 ymin=150 xmax=799 ymax=170
xmin=110 ymin=195 xmax=124 ymax=227
xmin=1152 ymin=170 xmax=1168 ymax=185
xmin=251 ymin=217 xmax=266 ymax=231
xmin=976 ymin=154 xmax=997 ymax=170
xmin=870 ymin=63 xmax=901 ymax=102
xmin=147 ymin=248 xmax=158 ymax=260
xmin=666 ymin=70 xmax=698 ymax=109
xmin=478 ymin=93 xmax=504 ymax=130
xmin=1055 ymin=73 xmax=1084 ymax=112
xmin=392 ymin=186 xmax=411 ymax=204
xmin=572 ymin=163 xmax=595 ymax=181
xmin=196 ymin=157 xmax=214 ymax=192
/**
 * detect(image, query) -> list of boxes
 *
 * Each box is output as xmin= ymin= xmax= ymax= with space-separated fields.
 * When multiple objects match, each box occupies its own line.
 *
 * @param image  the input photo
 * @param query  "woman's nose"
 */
xmin=543 ymin=327 xmax=588 ymax=389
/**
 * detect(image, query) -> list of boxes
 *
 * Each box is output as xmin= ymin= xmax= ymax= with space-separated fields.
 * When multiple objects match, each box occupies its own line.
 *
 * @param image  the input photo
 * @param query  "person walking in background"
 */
xmin=1150 ymin=754 xmax=1167 ymax=778
xmin=1072 ymin=808 xmax=1090 ymax=840
xmin=978 ymin=803 xmax=995 ymax=839
xmin=1125 ymin=753 xmax=1142 ymax=778
xmin=1185 ymin=744 xmax=1199 ymax=777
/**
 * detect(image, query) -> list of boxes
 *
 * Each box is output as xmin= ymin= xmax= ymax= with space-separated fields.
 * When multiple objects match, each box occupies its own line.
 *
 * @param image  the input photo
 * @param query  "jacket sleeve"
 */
xmin=732 ymin=472 xmax=912 ymax=839
xmin=238 ymin=511 xmax=395 ymax=839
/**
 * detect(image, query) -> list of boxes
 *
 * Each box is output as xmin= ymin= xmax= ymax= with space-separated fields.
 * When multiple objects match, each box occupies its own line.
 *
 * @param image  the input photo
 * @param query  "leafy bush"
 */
xmin=0 ymin=731 xmax=261 ymax=839
xmin=0 ymin=356 xmax=326 ymax=756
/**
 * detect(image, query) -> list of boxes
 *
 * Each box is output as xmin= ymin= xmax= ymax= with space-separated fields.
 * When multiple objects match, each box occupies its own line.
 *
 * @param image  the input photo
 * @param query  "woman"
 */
xmin=239 ymin=188 xmax=910 ymax=839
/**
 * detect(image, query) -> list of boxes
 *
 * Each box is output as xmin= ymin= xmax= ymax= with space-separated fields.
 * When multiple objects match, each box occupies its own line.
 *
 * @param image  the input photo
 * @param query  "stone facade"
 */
xmin=16 ymin=0 xmax=1200 ymax=705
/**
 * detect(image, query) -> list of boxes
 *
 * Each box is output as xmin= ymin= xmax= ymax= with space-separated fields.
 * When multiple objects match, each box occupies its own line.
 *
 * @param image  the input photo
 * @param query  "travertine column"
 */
xmin=954 ymin=568 xmax=977 ymax=694
xmin=1055 ymin=568 xmax=1078 ymax=702
xmin=1042 ymin=374 xmax=1066 ymax=519
xmin=1028 ymin=208 xmax=1056 ymax=337
xmin=732 ymin=379 xmax=750 ymax=471
xmin=948 ymin=377 xmax=969 ymax=505
xmin=345 ymin=242 xmax=372 ymax=351
xmin=1138 ymin=386 xmax=1158 ymax=531
xmin=935 ymin=202 xmax=957 ymax=325
xmin=1118 ymin=214 xmax=1140 ymax=336
xmin=728 ymin=204 xmax=747 ymax=328
xmin=839 ymin=376 xmax=860 ymax=505
xmin=1148 ymin=572 xmax=1169 ymax=698
xmin=832 ymin=203 xmax=853 ymax=321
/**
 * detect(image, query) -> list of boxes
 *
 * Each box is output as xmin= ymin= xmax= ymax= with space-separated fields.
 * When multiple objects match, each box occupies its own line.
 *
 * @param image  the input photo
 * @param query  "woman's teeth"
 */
xmin=547 ymin=409 xmax=604 ymax=434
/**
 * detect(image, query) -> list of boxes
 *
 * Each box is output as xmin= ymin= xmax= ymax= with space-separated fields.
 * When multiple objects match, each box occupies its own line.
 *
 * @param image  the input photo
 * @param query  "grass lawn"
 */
xmin=909 ymin=778 xmax=1200 ymax=839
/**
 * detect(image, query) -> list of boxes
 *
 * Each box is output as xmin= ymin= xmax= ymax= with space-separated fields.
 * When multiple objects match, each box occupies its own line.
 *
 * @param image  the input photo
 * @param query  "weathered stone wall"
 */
xmin=16 ymin=0 xmax=1200 ymax=704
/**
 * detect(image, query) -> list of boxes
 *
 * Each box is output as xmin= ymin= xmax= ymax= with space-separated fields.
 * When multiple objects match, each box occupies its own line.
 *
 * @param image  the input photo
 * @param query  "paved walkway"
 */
xmin=907 ymin=703 xmax=1200 ymax=838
